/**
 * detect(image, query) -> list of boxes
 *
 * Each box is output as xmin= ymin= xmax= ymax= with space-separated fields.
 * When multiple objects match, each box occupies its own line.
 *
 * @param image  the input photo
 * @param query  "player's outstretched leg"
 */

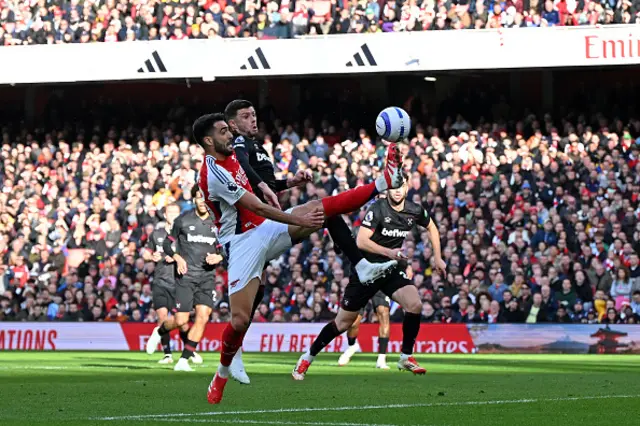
xmin=318 ymin=143 xmax=403 ymax=219
xmin=288 ymin=144 xmax=404 ymax=285
xmin=338 ymin=316 xmax=362 ymax=366
xmin=293 ymin=310 xmax=359 ymax=380
xmin=324 ymin=215 xmax=397 ymax=285
xmin=208 ymin=278 xmax=260 ymax=404
xmin=392 ymin=286 xmax=426 ymax=375
xmin=376 ymin=304 xmax=391 ymax=370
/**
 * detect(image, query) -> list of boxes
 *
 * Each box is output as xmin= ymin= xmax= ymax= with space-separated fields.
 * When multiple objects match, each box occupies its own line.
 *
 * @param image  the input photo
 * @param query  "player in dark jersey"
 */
xmin=224 ymin=99 xmax=400 ymax=383
xmin=146 ymin=188 xmax=223 ymax=372
xmin=292 ymin=179 xmax=446 ymax=379
xmin=225 ymin=99 xmax=311 ymax=208
xmin=143 ymin=203 xmax=202 ymax=365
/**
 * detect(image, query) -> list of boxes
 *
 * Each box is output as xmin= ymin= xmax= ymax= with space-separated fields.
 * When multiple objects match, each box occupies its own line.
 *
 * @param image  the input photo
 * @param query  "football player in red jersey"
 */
xmin=190 ymin=113 xmax=404 ymax=404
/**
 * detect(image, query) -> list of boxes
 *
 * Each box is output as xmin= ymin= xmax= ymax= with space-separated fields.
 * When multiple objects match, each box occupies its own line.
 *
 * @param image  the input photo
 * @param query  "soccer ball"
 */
xmin=376 ymin=107 xmax=411 ymax=142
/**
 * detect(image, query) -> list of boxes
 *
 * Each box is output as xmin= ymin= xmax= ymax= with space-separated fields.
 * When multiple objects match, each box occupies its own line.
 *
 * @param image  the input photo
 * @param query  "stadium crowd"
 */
xmin=1 ymin=0 xmax=640 ymax=45
xmin=1 ymin=93 xmax=640 ymax=326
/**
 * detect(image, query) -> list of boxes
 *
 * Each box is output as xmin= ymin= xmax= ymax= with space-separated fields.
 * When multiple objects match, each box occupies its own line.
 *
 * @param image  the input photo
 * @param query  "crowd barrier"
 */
xmin=1 ymin=323 xmax=638 ymax=354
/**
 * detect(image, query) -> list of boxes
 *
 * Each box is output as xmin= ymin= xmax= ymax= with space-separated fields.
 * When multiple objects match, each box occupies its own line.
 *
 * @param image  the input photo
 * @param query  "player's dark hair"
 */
xmin=190 ymin=185 xmax=201 ymax=199
xmin=224 ymin=100 xmax=254 ymax=121
xmin=192 ymin=113 xmax=226 ymax=147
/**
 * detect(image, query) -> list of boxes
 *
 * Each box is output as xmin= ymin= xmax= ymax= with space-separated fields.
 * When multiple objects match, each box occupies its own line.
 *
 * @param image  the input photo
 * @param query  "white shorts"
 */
xmin=223 ymin=216 xmax=292 ymax=295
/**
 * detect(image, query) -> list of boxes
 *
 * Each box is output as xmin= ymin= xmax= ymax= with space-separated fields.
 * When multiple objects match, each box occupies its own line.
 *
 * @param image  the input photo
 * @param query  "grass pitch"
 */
xmin=0 ymin=352 xmax=639 ymax=426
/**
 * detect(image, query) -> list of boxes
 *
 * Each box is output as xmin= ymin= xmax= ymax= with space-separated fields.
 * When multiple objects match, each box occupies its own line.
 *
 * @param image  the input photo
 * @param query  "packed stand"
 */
xmin=1 ymin=99 xmax=640 ymax=325
xmin=1 ymin=0 xmax=639 ymax=46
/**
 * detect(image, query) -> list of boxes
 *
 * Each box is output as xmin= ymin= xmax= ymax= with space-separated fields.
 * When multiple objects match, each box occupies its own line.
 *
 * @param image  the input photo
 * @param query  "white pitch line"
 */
xmin=0 ymin=366 xmax=69 ymax=370
xmin=154 ymin=418 xmax=398 ymax=426
xmin=95 ymin=394 xmax=640 ymax=421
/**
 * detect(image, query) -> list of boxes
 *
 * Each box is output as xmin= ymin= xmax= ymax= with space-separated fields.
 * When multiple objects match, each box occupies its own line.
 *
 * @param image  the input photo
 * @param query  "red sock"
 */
xmin=220 ymin=323 xmax=246 ymax=366
xmin=321 ymin=183 xmax=378 ymax=218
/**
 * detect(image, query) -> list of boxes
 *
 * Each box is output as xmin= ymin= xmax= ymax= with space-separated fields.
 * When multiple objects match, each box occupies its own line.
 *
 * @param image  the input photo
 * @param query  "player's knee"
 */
xmin=195 ymin=310 xmax=211 ymax=324
xmin=336 ymin=316 xmax=355 ymax=332
xmin=405 ymin=300 xmax=421 ymax=314
xmin=175 ymin=316 xmax=189 ymax=328
xmin=231 ymin=313 xmax=251 ymax=332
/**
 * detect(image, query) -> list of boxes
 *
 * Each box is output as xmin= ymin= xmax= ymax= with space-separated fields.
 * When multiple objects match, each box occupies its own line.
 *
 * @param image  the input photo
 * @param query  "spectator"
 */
xmin=611 ymin=267 xmax=633 ymax=309
xmin=601 ymin=307 xmax=621 ymax=324
xmin=588 ymin=262 xmax=613 ymax=294
xmin=488 ymin=272 xmax=509 ymax=302
xmin=525 ymin=293 xmax=547 ymax=323
xmin=502 ymin=299 xmax=524 ymax=323
xmin=632 ymin=291 xmax=640 ymax=316
xmin=555 ymin=279 xmax=577 ymax=309
xmin=574 ymin=270 xmax=594 ymax=310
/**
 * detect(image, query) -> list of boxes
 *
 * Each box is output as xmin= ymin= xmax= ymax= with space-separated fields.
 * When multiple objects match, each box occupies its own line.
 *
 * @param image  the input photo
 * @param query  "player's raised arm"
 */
xmin=356 ymin=204 xmax=406 ymax=262
xmin=236 ymin=143 xmax=280 ymax=208
xmin=236 ymin=191 xmax=324 ymax=229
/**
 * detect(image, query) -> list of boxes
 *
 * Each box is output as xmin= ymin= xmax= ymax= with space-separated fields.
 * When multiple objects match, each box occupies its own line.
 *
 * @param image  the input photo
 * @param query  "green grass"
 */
xmin=1 ymin=352 xmax=639 ymax=426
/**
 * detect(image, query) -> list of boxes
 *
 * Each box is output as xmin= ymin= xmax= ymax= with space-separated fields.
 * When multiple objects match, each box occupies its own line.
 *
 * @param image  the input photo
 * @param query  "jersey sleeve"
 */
xmin=418 ymin=206 xmax=432 ymax=228
xmin=168 ymin=216 xmax=182 ymax=241
xmin=233 ymin=136 xmax=263 ymax=188
xmin=205 ymin=157 xmax=246 ymax=205
xmin=361 ymin=202 xmax=381 ymax=230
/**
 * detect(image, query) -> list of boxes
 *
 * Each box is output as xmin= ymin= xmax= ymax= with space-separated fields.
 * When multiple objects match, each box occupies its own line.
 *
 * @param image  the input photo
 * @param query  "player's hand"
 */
xmin=174 ymin=254 xmax=188 ymax=275
xmin=206 ymin=253 xmax=223 ymax=265
xmin=152 ymin=252 xmax=163 ymax=262
xmin=434 ymin=258 xmax=447 ymax=275
xmin=258 ymin=182 xmax=281 ymax=209
xmin=297 ymin=208 xmax=325 ymax=229
xmin=164 ymin=256 xmax=174 ymax=263
xmin=385 ymin=248 xmax=408 ymax=262
xmin=288 ymin=169 xmax=313 ymax=188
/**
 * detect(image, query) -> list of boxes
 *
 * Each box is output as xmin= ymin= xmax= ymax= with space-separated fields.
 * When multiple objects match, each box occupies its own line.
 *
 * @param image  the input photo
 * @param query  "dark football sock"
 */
xmin=310 ymin=321 xmax=341 ymax=357
xmin=181 ymin=339 xmax=199 ymax=360
xmin=158 ymin=323 xmax=170 ymax=336
xmin=161 ymin=333 xmax=172 ymax=355
xmin=347 ymin=336 xmax=357 ymax=346
xmin=378 ymin=337 xmax=389 ymax=355
xmin=179 ymin=329 xmax=189 ymax=344
xmin=325 ymin=216 xmax=363 ymax=266
xmin=401 ymin=312 xmax=421 ymax=355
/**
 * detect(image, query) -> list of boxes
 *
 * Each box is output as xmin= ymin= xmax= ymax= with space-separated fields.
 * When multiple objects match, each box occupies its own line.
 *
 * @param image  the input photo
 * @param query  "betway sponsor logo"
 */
xmin=381 ymin=228 xmax=409 ymax=238
xmin=0 ymin=329 xmax=57 ymax=350
xmin=186 ymin=234 xmax=216 ymax=245
xmin=585 ymin=35 xmax=640 ymax=59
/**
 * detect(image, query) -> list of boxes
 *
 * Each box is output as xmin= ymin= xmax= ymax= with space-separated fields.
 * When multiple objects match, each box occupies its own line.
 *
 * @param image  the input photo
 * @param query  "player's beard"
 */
xmin=215 ymin=140 xmax=234 ymax=156
xmin=388 ymin=194 xmax=404 ymax=207
xmin=237 ymin=123 xmax=257 ymax=139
